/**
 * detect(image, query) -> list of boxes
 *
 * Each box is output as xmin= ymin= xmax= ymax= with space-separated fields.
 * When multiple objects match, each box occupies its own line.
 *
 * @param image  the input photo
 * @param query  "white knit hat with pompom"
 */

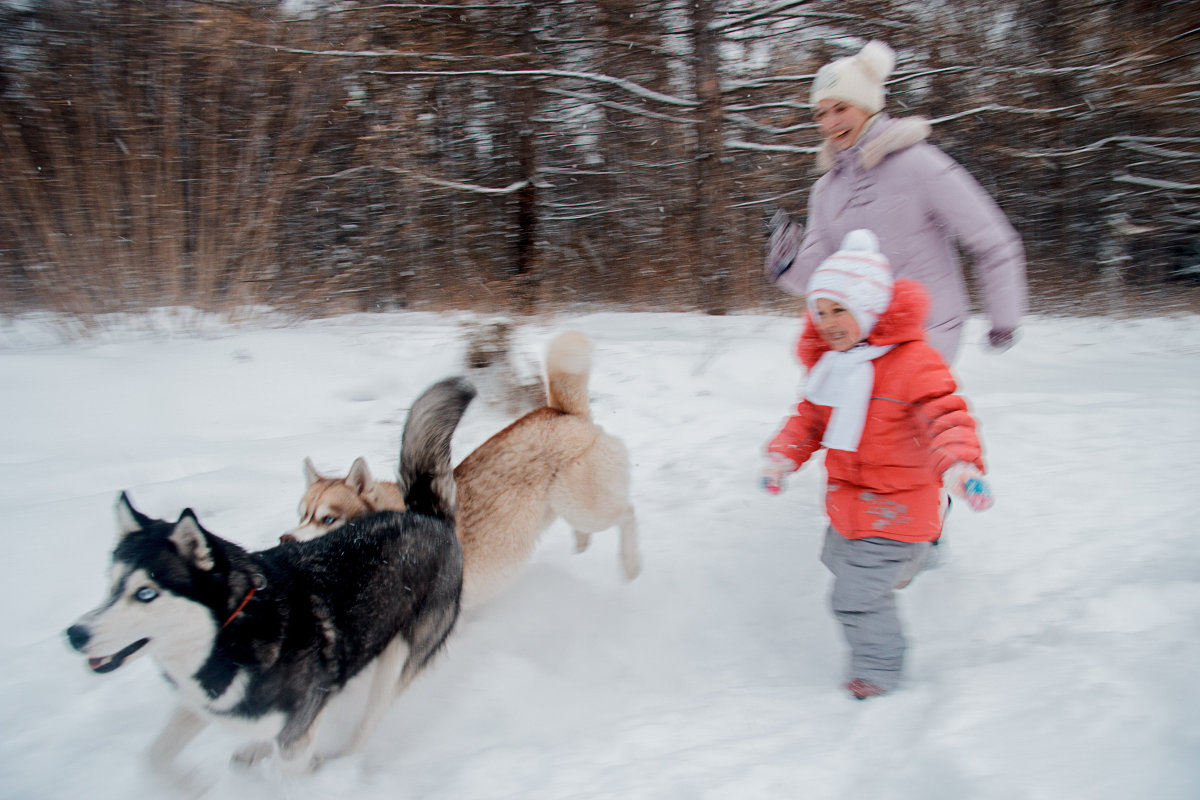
xmin=806 ymin=229 xmax=894 ymax=337
xmin=810 ymin=40 xmax=895 ymax=114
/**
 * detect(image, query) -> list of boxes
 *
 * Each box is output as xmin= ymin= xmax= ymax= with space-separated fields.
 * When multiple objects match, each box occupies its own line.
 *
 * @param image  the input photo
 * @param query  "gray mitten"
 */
xmin=765 ymin=211 xmax=802 ymax=282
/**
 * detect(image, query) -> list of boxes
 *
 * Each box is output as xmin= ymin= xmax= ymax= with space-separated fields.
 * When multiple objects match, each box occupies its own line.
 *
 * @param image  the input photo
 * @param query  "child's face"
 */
xmin=813 ymin=298 xmax=862 ymax=351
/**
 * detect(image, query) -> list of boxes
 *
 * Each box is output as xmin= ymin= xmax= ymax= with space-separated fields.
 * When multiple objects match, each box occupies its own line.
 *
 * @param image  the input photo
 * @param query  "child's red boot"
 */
xmin=845 ymin=679 xmax=887 ymax=700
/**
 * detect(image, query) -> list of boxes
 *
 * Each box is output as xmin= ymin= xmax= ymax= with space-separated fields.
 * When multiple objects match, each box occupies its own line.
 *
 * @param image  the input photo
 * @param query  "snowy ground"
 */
xmin=1 ymin=309 xmax=1198 ymax=800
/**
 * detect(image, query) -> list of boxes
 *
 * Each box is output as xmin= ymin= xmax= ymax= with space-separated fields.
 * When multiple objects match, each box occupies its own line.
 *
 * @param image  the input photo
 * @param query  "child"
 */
xmin=763 ymin=228 xmax=993 ymax=700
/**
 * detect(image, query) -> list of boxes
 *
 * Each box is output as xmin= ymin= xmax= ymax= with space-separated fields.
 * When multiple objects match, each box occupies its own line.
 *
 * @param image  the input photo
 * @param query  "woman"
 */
xmin=766 ymin=40 xmax=1027 ymax=363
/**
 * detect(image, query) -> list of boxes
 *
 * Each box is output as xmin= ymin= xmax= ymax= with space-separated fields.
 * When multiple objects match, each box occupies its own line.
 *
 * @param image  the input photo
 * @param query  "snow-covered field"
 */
xmin=1 ymin=309 xmax=1198 ymax=799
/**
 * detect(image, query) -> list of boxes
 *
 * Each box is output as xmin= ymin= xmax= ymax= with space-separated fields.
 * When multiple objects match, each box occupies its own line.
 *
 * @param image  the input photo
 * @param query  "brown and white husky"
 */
xmin=285 ymin=331 xmax=640 ymax=609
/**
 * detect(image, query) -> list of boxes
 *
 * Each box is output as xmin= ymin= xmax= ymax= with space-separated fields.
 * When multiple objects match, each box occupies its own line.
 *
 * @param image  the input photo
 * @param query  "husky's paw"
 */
xmin=276 ymin=753 xmax=324 ymax=777
xmin=277 ymin=736 xmax=323 ymax=773
xmin=152 ymin=768 xmax=213 ymax=800
xmin=277 ymin=751 xmax=324 ymax=775
xmin=231 ymin=741 xmax=274 ymax=768
xmin=621 ymin=549 xmax=642 ymax=581
xmin=573 ymin=530 xmax=592 ymax=553
xmin=145 ymin=757 xmax=214 ymax=800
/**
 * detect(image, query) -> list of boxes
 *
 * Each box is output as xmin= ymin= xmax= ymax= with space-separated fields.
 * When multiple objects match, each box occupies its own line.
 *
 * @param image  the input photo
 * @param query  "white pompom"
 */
xmin=840 ymin=229 xmax=880 ymax=254
xmin=856 ymin=40 xmax=895 ymax=82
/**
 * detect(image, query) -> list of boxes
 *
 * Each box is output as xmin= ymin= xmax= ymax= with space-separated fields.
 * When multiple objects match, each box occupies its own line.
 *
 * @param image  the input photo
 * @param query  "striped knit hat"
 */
xmin=806 ymin=229 xmax=894 ymax=337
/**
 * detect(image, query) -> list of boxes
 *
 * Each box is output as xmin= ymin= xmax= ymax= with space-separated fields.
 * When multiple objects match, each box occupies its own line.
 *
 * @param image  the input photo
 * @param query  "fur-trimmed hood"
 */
xmin=816 ymin=114 xmax=932 ymax=174
xmin=797 ymin=278 xmax=930 ymax=369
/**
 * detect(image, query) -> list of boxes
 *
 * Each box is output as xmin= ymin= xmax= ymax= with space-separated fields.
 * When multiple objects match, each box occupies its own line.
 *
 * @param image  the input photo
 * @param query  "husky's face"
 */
xmin=66 ymin=494 xmax=220 ymax=677
xmin=282 ymin=457 xmax=400 ymax=543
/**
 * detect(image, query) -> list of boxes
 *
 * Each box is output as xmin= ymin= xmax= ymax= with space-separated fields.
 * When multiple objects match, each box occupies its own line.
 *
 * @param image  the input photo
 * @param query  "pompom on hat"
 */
xmin=806 ymin=229 xmax=894 ymax=337
xmin=810 ymin=40 xmax=895 ymax=114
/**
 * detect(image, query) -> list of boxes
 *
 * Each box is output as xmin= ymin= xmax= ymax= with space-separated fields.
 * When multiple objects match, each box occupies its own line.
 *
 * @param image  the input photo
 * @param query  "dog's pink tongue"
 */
xmin=88 ymin=657 xmax=107 ymax=670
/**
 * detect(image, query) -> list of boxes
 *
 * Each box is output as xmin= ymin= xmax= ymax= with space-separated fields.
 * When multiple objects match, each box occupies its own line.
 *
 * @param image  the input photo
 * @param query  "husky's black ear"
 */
xmin=347 ymin=457 xmax=373 ymax=493
xmin=170 ymin=510 xmax=215 ymax=571
xmin=303 ymin=457 xmax=322 ymax=486
xmin=115 ymin=492 xmax=152 ymax=538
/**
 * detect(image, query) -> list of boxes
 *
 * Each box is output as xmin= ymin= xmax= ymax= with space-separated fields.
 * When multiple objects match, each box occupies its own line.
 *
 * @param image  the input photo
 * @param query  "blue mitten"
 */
xmin=761 ymin=453 xmax=795 ymax=495
xmin=942 ymin=462 xmax=994 ymax=511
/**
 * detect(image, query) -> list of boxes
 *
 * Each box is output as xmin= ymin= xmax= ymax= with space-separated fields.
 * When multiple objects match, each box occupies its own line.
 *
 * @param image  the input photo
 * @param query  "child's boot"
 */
xmin=845 ymin=679 xmax=888 ymax=700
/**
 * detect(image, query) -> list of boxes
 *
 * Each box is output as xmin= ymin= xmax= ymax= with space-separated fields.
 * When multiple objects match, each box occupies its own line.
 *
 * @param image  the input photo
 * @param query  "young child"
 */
xmin=763 ymin=228 xmax=993 ymax=700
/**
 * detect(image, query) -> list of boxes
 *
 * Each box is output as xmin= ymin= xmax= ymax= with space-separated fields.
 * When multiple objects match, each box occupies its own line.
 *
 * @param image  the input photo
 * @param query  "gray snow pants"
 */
xmin=820 ymin=527 xmax=932 ymax=691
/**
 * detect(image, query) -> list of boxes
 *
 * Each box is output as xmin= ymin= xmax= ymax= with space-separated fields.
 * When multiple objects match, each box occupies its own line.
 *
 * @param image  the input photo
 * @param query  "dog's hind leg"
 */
xmin=615 ymin=504 xmax=641 ymax=581
xmin=336 ymin=636 xmax=411 ymax=758
xmin=562 ymin=501 xmax=641 ymax=581
xmin=397 ymin=599 xmax=459 ymax=693
xmin=574 ymin=529 xmax=592 ymax=553
xmin=566 ymin=507 xmax=640 ymax=580
xmin=552 ymin=438 xmax=641 ymax=581
xmin=568 ymin=504 xmax=640 ymax=577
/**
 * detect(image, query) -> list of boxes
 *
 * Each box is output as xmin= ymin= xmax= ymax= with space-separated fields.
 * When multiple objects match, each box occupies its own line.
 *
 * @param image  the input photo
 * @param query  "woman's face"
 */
xmin=814 ymin=99 xmax=871 ymax=150
xmin=813 ymin=297 xmax=862 ymax=351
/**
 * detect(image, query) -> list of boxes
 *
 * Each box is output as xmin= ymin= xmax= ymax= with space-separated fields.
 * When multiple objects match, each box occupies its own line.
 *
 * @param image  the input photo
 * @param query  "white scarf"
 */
xmin=804 ymin=343 xmax=894 ymax=451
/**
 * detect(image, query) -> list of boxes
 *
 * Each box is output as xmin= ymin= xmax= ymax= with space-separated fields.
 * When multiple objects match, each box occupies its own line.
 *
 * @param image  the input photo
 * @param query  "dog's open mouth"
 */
xmin=88 ymin=638 xmax=149 ymax=673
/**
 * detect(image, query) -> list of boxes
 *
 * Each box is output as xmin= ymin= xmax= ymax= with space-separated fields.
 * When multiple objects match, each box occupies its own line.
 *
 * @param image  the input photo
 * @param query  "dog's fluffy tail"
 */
xmin=545 ymin=331 xmax=593 ymax=418
xmin=397 ymin=376 xmax=476 ymax=521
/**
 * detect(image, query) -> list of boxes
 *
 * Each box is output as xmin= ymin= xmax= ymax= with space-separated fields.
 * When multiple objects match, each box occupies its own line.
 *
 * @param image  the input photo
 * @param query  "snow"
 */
xmin=1 ymin=309 xmax=1199 ymax=799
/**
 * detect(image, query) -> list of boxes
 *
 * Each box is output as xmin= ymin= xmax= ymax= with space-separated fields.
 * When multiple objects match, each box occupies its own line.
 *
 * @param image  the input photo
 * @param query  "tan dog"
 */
xmin=285 ymin=331 xmax=640 ymax=609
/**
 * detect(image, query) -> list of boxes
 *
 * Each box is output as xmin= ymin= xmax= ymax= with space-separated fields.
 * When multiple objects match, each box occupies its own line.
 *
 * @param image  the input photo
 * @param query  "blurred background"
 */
xmin=0 ymin=0 xmax=1196 ymax=320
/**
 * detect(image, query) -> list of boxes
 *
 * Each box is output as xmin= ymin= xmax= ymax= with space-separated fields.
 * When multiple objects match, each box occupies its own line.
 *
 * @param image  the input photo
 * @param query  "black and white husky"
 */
xmin=66 ymin=377 xmax=476 ymax=771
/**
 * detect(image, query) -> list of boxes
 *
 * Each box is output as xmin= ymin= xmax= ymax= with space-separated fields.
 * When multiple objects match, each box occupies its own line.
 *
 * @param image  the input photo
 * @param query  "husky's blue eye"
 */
xmin=321 ymin=516 xmax=337 ymax=526
xmin=135 ymin=586 xmax=158 ymax=603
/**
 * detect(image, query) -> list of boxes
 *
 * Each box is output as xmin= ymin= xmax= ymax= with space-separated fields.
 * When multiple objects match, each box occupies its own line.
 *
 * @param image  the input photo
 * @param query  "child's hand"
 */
xmin=761 ymin=453 xmax=795 ymax=495
xmin=943 ymin=462 xmax=994 ymax=511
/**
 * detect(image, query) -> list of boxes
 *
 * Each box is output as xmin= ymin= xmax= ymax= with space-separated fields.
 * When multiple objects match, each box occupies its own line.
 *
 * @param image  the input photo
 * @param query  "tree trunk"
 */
xmin=691 ymin=0 xmax=729 ymax=315
xmin=512 ymin=1 xmax=540 ymax=312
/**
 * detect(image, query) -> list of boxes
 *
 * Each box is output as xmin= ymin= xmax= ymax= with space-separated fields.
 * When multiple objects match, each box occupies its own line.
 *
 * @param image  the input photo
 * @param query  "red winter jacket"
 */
xmin=767 ymin=279 xmax=984 ymax=542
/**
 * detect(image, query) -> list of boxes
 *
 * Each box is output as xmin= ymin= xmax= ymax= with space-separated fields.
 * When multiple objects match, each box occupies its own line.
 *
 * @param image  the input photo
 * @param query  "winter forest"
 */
xmin=3 ymin=4 xmax=1200 ymax=798
xmin=1 ymin=0 xmax=1197 ymax=320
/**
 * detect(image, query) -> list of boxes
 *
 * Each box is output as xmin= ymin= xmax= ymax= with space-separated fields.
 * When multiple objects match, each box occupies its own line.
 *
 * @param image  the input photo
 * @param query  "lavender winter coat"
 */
xmin=776 ymin=114 xmax=1027 ymax=362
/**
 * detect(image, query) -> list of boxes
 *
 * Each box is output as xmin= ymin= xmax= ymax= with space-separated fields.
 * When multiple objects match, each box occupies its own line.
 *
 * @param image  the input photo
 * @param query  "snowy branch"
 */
xmin=1117 ymin=141 xmax=1200 ymax=160
xmin=732 ymin=186 xmax=812 ymax=209
xmin=724 ymin=113 xmax=810 ymax=136
xmin=304 ymin=165 xmax=535 ymax=195
xmin=725 ymin=74 xmax=815 ymax=92
xmin=708 ymin=0 xmax=816 ymax=32
xmin=726 ymin=101 xmax=811 ymax=113
xmin=231 ymin=40 xmax=499 ymax=63
xmin=1113 ymin=174 xmax=1200 ymax=192
xmin=929 ymin=104 xmax=1084 ymax=125
xmin=726 ymin=140 xmax=819 ymax=155
xmin=368 ymin=68 xmax=699 ymax=108
xmin=312 ymin=3 xmax=526 ymax=14
xmin=1000 ymin=136 xmax=1200 ymax=159
xmin=541 ymin=88 xmax=698 ymax=125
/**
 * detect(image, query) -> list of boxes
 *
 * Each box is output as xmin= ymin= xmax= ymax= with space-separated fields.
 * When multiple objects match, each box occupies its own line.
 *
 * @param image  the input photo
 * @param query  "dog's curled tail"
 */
xmin=545 ymin=331 xmax=593 ymax=418
xmin=397 ymin=376 xmax=476 ymax=521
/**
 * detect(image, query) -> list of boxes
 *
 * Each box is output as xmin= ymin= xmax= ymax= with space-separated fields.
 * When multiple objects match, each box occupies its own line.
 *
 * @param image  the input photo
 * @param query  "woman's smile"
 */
xmin=815 ymin=99 xmax=872 ymax=151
